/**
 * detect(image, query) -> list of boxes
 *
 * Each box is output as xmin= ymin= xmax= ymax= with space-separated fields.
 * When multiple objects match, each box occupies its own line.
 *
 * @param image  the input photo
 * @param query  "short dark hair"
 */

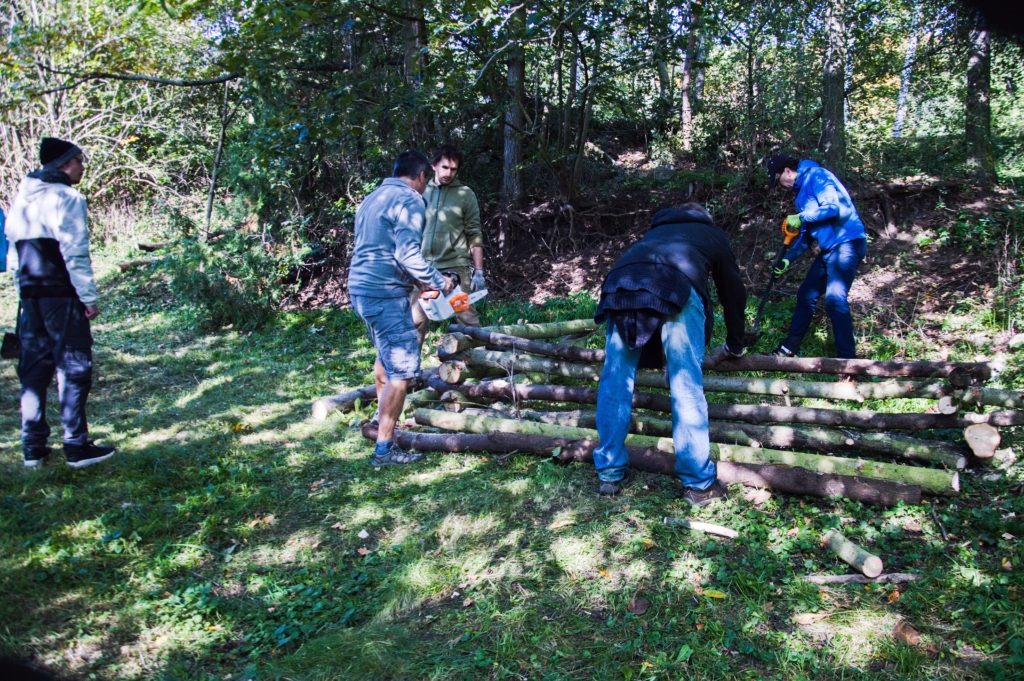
xmin=392 ymin=150 xmax=431 ymax=179
xmin=431 ymin=144 xmax=463 ymax=167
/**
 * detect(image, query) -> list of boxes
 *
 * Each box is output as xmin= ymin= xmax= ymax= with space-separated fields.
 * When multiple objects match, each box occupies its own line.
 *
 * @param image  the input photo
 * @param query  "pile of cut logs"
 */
xmin=314 ymin=319 xmax=1024 ymax=507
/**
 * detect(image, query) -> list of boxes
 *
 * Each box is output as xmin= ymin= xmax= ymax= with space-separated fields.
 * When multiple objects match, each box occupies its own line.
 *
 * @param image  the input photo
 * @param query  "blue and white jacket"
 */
xmin=783 ymin=160 xmax=866 ymax=262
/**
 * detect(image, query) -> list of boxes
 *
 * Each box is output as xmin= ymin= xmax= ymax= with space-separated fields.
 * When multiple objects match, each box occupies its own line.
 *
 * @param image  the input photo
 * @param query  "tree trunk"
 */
xmin=679 ymin=1 xmax=700 ymax=152
xmin=499 ymin=5 xmax=525 ymax=252
xmin=455 ymin=348 xmax=957 ymax=402
xmin=479 ymin=319 xmax=600 ymax=339
xmin=803 ymin=573 xmax=921 ymax=585
xmin=570 ymin=36 xmax=599 ymax=199
xmin=428 ymin=376 xmax=1018 ymax=430
xmin=822 ymin=529 xmax=884 ymax=578
xmin=204 ymin=80 xmax=230 ymax=236
xmin=820 ymin=0 xmax=847 ymax=171
xmin=893 ymin=2 xmax=920 ymax=138
xmin=414 ymin=408 xmax=959 ymax=495
xmin=965 ymin=8 xmax=996 ymax=185
xmin=403 ymin=0 xmax=426 ymax=84
xmin=361 ymin=424 xmax=919 ymax=506
xmin=484 ymin=408 xmax=965 ymax=468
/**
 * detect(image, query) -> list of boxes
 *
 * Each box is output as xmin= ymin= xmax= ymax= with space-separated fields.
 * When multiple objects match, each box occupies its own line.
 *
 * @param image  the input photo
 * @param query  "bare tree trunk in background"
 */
xmin=892 ymin=2 xmax=920 ymax=138
xmin=570 ymin=38 xmax=598 ymax=199
xmin=694 ymin=31 xmax=706 ymax=105
xmin=965 ymin=8 xmax=995 ymax=185
xmin=844 ymin=28 xmax=854 ymax=124
xmin=561 ymin=32 xmax=578 ymax=155
xmin=499 ymin=4 xmax=525 ymax=254
xmin=820 ymin=0 xmax=847 ymax=171
xmin=204 ymin=80 xmax=230 ymax=237
xmin=680 ymin=0 xmax=703 ymax=152
xmin=403 ymin=0 xmax=426 ymax=84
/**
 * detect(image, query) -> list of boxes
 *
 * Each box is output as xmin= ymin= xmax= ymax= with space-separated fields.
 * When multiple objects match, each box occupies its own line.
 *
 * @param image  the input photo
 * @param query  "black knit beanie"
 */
xmin=39 ymin=137 xmax=83 ymax=169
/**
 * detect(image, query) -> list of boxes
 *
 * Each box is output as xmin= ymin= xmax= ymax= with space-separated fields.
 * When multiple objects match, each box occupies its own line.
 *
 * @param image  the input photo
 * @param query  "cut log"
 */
xmin=118 ymin=257 xmax=161 ymax=272
xmin=710 ymin=353 xmax=991 ymax=384
xmin=414 ymin=408 xmax=957 ymax=495
xmin=803 ymin=573 xmax=921 ymax=585
xmin=822 ymin=529 xmax=884 ymax=578
xmin=405 ymin=388 xmax=441 ymax=409
xmin=964 ymin=423 xmax=1000 ymax=459
xmin=449 ymin=323 xmax=605 ymax=363
xmin=491 ymin=408 xmax=966 ymax=468
xmin=469 ymin=320 xmax=990 ymax=384
xmin=971 ymin=386 xmax=1024 ymax=410
xmin=437 ymin=332 xmax=482 ymax=358
xmin=456 ymin=349 xmax=956 ymax=403
xmin=663 ymin=517 xmax=739 ymax=538
xmin=311 ymin=385 xmax=377 ymax=420
xmin=428 ymin=377 xmax=983 ymax=431
xmin=479 ymin=319 xmax=599 ymax=339
xmin=361 ymin=424 xmax=919 ymax=506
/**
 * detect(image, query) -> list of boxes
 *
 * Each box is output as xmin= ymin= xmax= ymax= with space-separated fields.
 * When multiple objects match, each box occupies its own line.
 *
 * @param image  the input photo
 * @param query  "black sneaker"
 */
xmin=679 ymin=480 xmax=729 ymax=508
xmin=370 ymin=444 xmax=424 ymax=467
xmin=772 ymin=344 xmax=796 ymax=358
xmin=64 ymin=441 xmax=116 ymax=469
xmin=597 ymin=471 xmax=629 ymax=497
xmin=23 ymin=446 xmax=52 ymax=468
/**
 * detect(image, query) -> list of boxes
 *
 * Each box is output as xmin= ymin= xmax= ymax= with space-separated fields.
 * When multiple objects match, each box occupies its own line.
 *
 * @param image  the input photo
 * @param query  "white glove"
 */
xmin=470 ymin=268 xmax=486 ymax=292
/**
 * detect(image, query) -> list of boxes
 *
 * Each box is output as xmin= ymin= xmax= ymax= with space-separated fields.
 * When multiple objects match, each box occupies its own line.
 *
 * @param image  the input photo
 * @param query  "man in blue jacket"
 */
xmin=766 ymin=155 xmax=867 ymax=359
xmin=593 ymin=203 xmax=747 ymax=504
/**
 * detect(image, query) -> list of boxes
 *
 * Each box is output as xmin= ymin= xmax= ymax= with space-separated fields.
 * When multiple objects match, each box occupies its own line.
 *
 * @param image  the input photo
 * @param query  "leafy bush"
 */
xmin=166 ymin=231 xmax=310 ymax=331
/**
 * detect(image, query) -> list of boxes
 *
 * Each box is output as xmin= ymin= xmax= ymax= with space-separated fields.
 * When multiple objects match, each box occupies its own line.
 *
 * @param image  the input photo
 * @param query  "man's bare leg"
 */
xmin=376 ymin=375 xmax=409 ymax=444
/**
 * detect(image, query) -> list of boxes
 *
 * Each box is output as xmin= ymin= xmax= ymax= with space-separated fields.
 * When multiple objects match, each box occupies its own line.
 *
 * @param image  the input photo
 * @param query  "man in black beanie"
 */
xmin=4 ymin=137 xmax=115 ymax=468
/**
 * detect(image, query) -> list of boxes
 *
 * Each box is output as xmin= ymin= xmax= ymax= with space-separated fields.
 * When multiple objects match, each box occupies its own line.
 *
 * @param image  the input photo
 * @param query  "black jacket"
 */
xmin=595 ymin=206 xmax=746 ymax=366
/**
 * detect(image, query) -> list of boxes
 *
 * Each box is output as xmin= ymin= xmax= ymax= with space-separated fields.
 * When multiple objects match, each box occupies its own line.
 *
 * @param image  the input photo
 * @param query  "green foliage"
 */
xmin=165 ymin=231 xmax=309 ymax=331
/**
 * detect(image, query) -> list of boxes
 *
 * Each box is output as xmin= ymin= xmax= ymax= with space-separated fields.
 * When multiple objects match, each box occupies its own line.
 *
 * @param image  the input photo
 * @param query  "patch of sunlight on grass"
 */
xmin=436 ymin=513 xmax=499 ymax=548
xmin=454 ymin=549 xmax=497 ymax=579
xmin=348 ymin=504 xmax=386 ymax=528
xmin=132 ymin=425 xmax=192 ymax=448
xmin=547 ymin=508 xmax=578 ymax=531
xmin=501 ymin=477 xmax=531 ymax=496
xmin=167 ymin=544 xmax=209 ymax=569
xmin=173 ymin=374 xmax=233 ymax=409
xmin=401 ymin=558 xmax=443 ymax=591
xmin=800 ymin=609 xmax=901 ymax=667
xmin=952 ymin=563 xmax=991 ymax=587
xmin=666 ymin=551 xmax=711 ymax=588
xmin=406 ymin=458 xmax=484 ymax=486
xmin=549 ymin=534 xmax=605 ymax=578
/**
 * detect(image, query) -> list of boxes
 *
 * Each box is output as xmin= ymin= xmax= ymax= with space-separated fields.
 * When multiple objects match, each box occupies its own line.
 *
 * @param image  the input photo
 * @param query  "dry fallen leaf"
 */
xmin=1002 ymin=557 xmax=1013 ymax=572
xmin=902 ymin=520 xmax=923 ymax=533
xmin=357 ymin=547 xmax=370 ymax=556
xmin=702 ymin=589 xmax=727 ymax=599
xmin=330 ymin=522 xmax=344 ymax=530
xmin=695 ymin=622 xmax=704 ymax=631
xmin=893 ymin=621 xmax=922 ymax=646
xmin=793 ymin=613 xmax=831 ymax=625
xmin=627 ymin=596 xmax=650 ymax=615
xmin=357 ymin=529 xmax=370 ymax=539
xmin=597 ymin=568 xmax=612 ymax=579
xmin=462 ymin=598 xmax=474 ymax=608
xmin=887 ymin=589 xmax=902 ymax=604
xmin=786 ymin=527 xmax=799 ymax=537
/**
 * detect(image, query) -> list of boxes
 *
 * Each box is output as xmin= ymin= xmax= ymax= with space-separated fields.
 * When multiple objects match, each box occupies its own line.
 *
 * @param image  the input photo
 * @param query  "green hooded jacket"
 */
xmin=421 ymin=177 xmax=482 ymax=270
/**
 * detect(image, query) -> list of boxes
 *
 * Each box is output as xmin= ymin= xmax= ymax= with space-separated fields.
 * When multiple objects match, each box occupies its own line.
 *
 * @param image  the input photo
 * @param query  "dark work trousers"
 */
xmin=783 ymin=238 xmax=867 ymax=359
xmin=17 ymin=297 xmax=93 ymax=452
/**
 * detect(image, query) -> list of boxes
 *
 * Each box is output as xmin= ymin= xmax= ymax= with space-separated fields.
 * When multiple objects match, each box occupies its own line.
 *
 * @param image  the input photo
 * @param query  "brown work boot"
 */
xmin=679 ymin=480 xmax=729 ymax=508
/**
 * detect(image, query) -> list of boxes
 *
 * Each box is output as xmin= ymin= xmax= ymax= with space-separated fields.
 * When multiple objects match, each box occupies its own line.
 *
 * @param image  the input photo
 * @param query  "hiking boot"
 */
xmin=370 ymin=443 xmax=424 ymax=467
xmin=597 ymin=471 xmax=630 ymax=497
xmin=64 ymin=441 xmax=116 ymax=469
xmin=679 ymin=480 xmax=729 ymax=508
xmin=23 ymin=446 xmax=52 ymax=468
xmin=772 ymin=344 xmax=796 ymax=358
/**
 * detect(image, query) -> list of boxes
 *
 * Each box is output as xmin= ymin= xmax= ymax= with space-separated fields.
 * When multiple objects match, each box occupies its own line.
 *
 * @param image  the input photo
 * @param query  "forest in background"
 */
xmin=1 ymin=0 xmax=1022 ymax=324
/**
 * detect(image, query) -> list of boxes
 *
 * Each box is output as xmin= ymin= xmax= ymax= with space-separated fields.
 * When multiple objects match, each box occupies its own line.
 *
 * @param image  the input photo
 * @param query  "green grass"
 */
xmin=1 ymin=256 xmax=1023 ymax=680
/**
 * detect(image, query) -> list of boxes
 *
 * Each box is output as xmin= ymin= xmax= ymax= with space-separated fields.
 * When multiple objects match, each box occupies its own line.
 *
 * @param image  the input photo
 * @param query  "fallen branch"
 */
xmin=802 ymin=573 xmax=922 ymax=585
xmin=663 ymin=517 xmax=739 ymax=538
xmin=478 ymin=319 xmax=599 ymax=339
xmin=311 ymin=385 xmax=377 ymax=420
xmin=822 ymin=529 xmax=884 ymax=578
xmin=448 ymin=324 xmax=604 ymax=362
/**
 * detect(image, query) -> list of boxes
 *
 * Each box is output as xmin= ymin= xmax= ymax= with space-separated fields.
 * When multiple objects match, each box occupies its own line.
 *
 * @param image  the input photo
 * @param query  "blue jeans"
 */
xmin=593 ymin=295 xmax=717 ymax=490
xmin=783 ymin=238 xmax=866 ymax=359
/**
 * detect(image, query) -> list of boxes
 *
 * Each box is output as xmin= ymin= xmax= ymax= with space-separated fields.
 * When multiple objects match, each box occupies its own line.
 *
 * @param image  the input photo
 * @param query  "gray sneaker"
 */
xmin=370 ymin=444 xmax=424 ymax=467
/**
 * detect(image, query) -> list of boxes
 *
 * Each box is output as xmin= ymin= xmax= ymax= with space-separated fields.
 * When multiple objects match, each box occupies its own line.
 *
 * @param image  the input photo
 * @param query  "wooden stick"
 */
xmin=663 ymin=517 xmax=739 ymax=538
xmin=803 ymin=573 xmax=922 ymax=585
xmin=822 ymin=529 xmax=884 ymax=578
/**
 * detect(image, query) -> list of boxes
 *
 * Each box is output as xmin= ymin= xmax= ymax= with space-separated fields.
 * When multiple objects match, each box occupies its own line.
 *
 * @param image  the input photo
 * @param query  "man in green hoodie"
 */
xmin=410 ymin=144 xmax=485 ymax=343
